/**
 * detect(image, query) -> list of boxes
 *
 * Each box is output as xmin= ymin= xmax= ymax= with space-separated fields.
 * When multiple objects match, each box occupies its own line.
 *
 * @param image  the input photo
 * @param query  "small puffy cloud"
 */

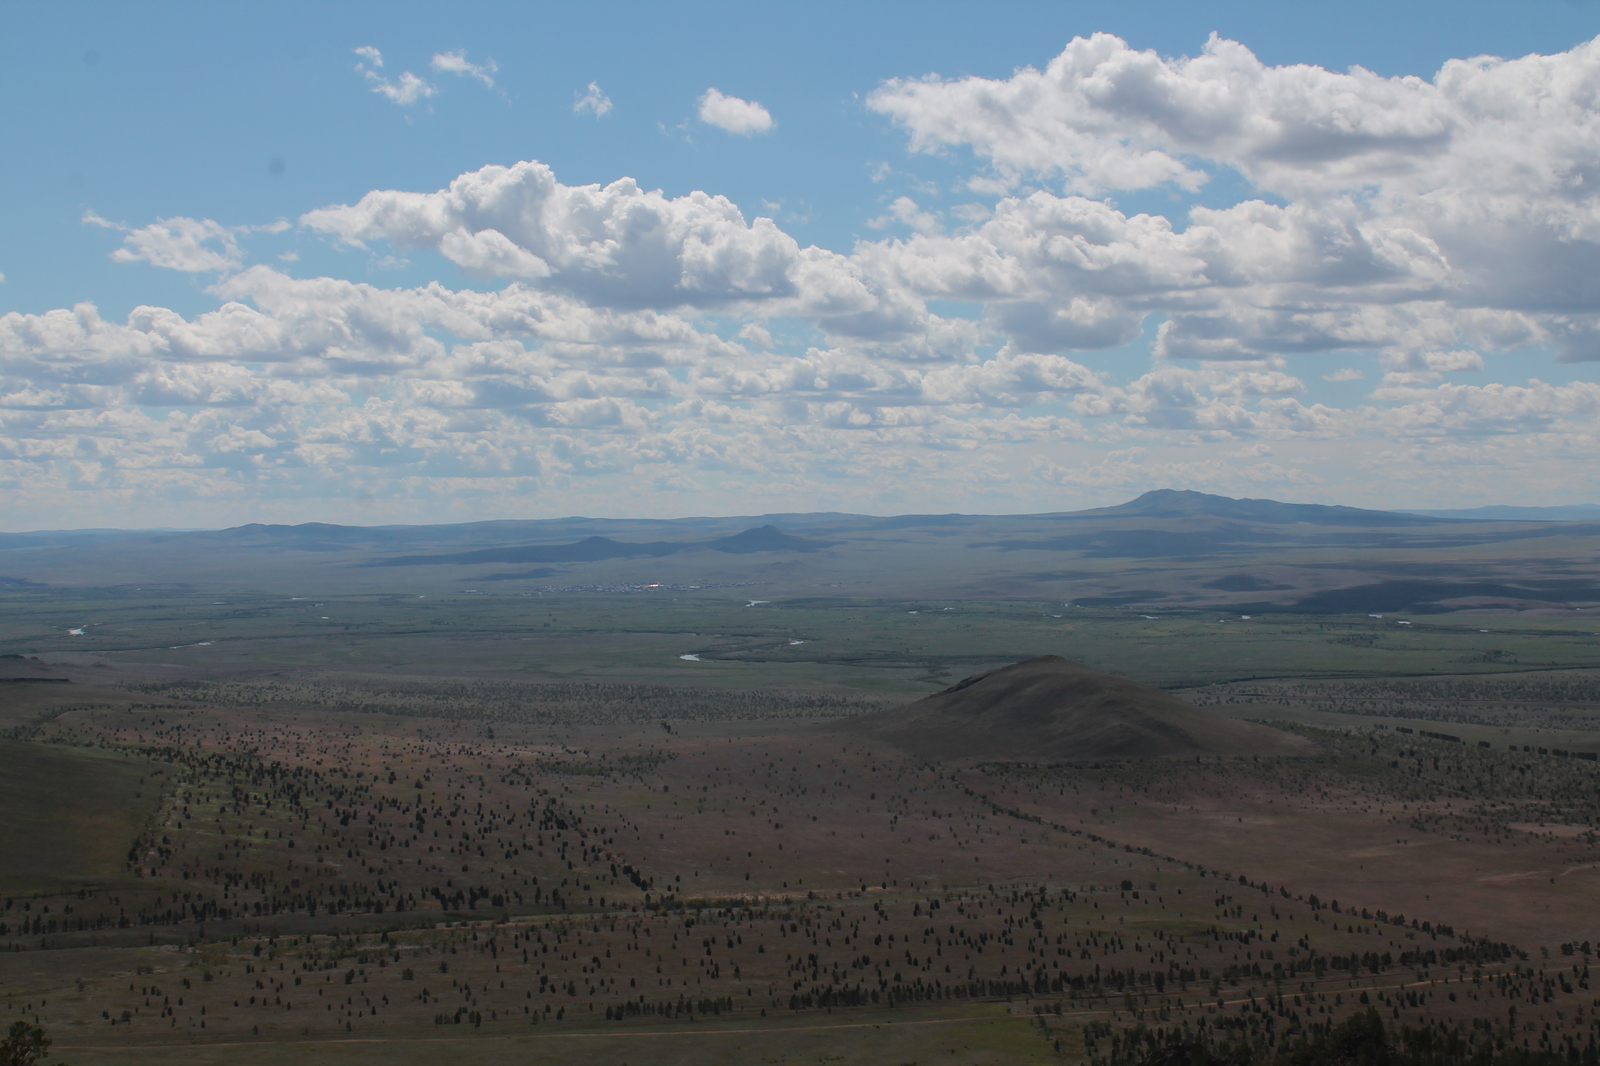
xmin=430 ymin=50 xmax=496 ymax=89
xmin=574 ymin=81 xmax=612 ymax=117
xmin=1323 ymin=367 xmax=1364 ymax=382
xmin=697 ymin=89 xmax=774 ymax=136
xmin=86 ymin=212 xmax=242 ymax=273
xmin=354 ymin=46 xmax=434 ymax=106
xmin=376 ymin=71 xmax=434 ymax=106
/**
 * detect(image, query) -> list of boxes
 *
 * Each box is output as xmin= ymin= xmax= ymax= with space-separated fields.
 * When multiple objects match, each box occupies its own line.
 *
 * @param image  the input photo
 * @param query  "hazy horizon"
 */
xmin=7 ymin=488 xmax=1600 ymax=537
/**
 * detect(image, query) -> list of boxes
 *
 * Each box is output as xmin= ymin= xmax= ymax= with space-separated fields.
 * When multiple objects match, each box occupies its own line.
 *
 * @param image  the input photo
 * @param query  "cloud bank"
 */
xmin=6 ymin=34 xmax=1600 ymax=525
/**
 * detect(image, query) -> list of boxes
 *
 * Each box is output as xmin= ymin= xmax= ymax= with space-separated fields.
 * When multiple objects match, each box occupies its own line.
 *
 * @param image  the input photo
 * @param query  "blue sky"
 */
xmin=4 ymin=1 xmax=1600 ymax=528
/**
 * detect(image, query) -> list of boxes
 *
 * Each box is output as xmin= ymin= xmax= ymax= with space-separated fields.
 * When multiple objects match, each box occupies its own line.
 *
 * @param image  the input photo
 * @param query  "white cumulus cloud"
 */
xmin=85 ymin=212 xmax=243 ymax=273
xmin=866 ymin=32 xmax=1600 ymax=367
xmin=10 ymin=36 xmax=1600 ymax=523
xmin=697 ymin=89 xmax=774 ymax=135
xmin=300 ymin=160 xmax=818 ymax=311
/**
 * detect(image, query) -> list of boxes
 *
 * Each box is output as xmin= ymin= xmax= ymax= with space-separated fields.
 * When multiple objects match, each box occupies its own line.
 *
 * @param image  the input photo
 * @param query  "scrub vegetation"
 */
xmin=1 ymin=497 xmax=1599 ymax=1063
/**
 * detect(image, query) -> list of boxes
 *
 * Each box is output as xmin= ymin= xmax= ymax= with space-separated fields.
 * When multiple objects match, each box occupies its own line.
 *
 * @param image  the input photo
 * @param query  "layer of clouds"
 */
xmin=6 ymin=34 xmax=1600 ymax=522
xmin=294 ymin=159 xmax=969 ymax=355
xmin=869 ymin=33 xmax=1600 ymax=364
xmin=867 ymin=31 xmax=1600 ymax=206
xmin=4 ymin=259 xmax=1591 ymax=520
xmin=697 ymin=89 xmax=775 ymax=135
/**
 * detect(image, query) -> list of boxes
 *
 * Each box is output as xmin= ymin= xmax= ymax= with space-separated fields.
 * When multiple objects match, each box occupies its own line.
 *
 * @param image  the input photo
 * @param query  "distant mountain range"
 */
xmin=12 ymin=489 xmax=1581 ymax=546
xmin=1400 ymin=504 xmax=1600 ymax=521
xmin=1068 ymin=489 xmax=1458 ymax=527
xmin=3 ymin=489 xmax=1599 ymax=614
xmin=367 ymin=525 xmax=834 ymax=566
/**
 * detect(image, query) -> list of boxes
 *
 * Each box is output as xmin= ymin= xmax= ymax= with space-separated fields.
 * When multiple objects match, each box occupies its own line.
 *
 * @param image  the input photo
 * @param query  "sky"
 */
xmin=5 ymin=1 xmax=1600 ymax=530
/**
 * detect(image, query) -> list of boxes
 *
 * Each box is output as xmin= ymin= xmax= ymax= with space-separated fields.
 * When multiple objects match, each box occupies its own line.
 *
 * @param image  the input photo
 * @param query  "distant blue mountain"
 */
xmin=1401 ymin=504 xmax=1600 ymax=521
xmin=368 ymin=526 xmax=835 ymax=566
xmin=1071 ymin=489 xmax=1455 ymax=526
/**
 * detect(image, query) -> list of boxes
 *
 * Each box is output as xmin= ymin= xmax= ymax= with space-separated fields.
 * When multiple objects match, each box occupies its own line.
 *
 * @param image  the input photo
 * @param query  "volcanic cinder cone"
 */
xmin=839 ymin=655 xmax=1309 ymax=761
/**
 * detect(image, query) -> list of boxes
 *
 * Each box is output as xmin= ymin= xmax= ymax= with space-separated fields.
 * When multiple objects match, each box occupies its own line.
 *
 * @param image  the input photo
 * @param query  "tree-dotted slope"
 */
xmin=839 ymin=655 xmax=1310 ymax=761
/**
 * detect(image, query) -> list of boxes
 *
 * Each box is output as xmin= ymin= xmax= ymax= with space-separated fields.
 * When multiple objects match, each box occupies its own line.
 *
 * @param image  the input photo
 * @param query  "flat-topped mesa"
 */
xmin=839 ymin=654 xmax=1309 ymax=762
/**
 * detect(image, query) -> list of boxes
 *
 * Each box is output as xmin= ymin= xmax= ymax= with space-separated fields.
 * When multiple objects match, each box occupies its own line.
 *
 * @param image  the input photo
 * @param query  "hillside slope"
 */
xmin=839 ymin=655 xmax=1309 ymax=761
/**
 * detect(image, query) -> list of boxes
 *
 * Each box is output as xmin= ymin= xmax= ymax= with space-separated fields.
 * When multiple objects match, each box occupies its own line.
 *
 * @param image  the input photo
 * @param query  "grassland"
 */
xmin=0 ymin=667 xmax=1596 ymax=1065
xmin=1 ymin=496 xmax=1599 ymax=1064
xmin=0 ymin=737 xmax=167 ymax=895
xmin=4 ymin=582 xmax=1600 ymax=694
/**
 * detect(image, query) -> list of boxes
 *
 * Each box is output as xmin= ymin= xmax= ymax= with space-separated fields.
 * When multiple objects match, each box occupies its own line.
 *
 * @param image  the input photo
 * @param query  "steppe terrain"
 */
xmin=1 ymin=492 xmax=1599 ymax=1065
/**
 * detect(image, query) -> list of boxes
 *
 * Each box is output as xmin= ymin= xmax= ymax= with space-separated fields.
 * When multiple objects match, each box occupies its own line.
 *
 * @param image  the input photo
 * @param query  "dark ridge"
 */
xmin=369 ymin=526 xmax=828 ymax=567
xmin=705 ymin=525 xmax=833 ymax=554
xmin=874 ymin=514 xmax=979 ymax=530
xmin=979 ymin=525 xmax=1291 ymax=558
xmin=1066 ymin=489 xmax=1456 ymax=527
xmin=150 ymin=518 xmax=700 ymax=552
xmin=145 ymin=512 xmax=870 ymax=552
xmin=167 ymin=521 xmax=387 ymax=551
xmin=1243 ymin=579 xmax=1600 ymax=614
xmin=0 ymin=654 xmax=71 ymax=682
xmin=473 ymin=568 xmax=565 ymax=582
xmin=1403 ymin=504 xmax=1600 ymax=521
xmin=0 ymin=529 xmax=169 ymax=549
xmin=368 ymin=536 xmax=684 ymax=567
xmin=834 ymin=655 xmax=1307 ymax=762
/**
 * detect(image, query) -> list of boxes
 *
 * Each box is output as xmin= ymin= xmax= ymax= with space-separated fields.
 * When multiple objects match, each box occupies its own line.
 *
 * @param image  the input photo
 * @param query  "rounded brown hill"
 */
xmin=840 ymin=655 xmax=1309 ymax=761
